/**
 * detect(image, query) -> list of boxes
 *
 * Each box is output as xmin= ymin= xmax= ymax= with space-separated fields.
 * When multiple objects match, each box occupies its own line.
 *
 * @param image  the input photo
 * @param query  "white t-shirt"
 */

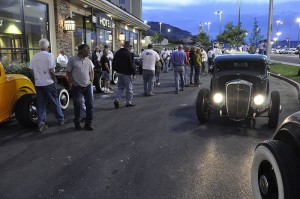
xmin=57 ymin=54 xmax=68 ymax=68
xmin=141 ymin=49 xmax=160 ymax=70
xmin=29 ymin=51 xmax=56 ymax=86
xmin=201 ymin=50 xmax=208 ymax=62
xmin=161 ymin=50 xmax=170 ymax=60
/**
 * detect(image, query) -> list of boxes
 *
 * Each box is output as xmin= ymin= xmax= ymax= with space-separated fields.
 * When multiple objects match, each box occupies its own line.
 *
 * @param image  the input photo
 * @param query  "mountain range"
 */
xmin=145 ymin=21 xmax=193 ymax=43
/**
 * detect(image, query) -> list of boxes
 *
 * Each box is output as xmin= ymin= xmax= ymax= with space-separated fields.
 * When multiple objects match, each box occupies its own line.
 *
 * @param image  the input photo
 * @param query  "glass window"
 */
xmin=73 ymin=13 xmax=84 ymax=54
xmin=24 ymin=0 xmax=48 ymax=61
xmin=0 ymin=1 xmax=22 ymax=64
xmin=119 ymin=0 xmax=125 ymax=5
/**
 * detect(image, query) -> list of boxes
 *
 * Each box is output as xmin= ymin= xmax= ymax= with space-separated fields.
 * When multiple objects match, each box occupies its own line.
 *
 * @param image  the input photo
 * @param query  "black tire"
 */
xmin=15 ymin=94 xmax=38 ymax=127
xmin=268 ymin=91 xmax=280 ymax=128
xmin=58 ymin=86 xmax=69 ymax=110
xmin=196 ymin=88 xmax=211 ymax=123
xmin=111 ymin=71 xmax=118 ymax=84
xmin=251 ymin=140 xmax=300 ymax=199
xmin=94 ymin=73 xmax=104 ymax=93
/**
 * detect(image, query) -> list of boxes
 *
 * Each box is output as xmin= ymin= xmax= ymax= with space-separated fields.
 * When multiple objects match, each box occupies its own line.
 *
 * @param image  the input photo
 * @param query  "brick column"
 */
xmin=54 ymin=0 xmax=73 ymax=57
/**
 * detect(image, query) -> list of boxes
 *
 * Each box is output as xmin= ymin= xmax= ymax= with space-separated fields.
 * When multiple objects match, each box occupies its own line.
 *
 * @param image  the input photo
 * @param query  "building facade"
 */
xmin=0 ymin=0 xmax=149 ymax=64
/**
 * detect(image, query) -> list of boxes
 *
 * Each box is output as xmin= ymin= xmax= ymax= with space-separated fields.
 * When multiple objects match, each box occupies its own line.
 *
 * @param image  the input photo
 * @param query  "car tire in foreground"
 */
xmin=94 ymin=73 xmax=105 ymax=93
xmin=58 ymin=86 xmax=70 ymax=110
xmin=15 ymin=94 xmax=38 ymax=127
xmin=268 ymin=91 xmax=280 ymax=128
xmin=196 ymin=88 xmax=211 ymax=123
xmin=251 ymin=140 xmax=300 ymax=199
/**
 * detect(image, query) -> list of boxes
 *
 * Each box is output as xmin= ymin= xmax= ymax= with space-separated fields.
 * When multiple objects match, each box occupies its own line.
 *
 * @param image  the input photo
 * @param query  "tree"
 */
xmin=248 ymin=18 xmax=264 ymax=45
xmin=191 ymin=30 xmax=210 ymax=48
xmin=152 ymin=32 xmax=164 ymax=45
xmin=217 ymin=22 xmax=247 ymax=48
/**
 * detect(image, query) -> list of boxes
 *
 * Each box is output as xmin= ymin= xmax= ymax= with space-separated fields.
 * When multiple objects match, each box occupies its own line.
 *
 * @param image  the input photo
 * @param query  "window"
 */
xmin=119 ymin=0 xmax=125 ymax=5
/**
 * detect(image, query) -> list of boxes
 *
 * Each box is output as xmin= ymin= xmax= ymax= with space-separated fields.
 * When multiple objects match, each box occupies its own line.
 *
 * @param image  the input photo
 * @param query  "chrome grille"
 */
xmin=226 ymin=80 xmax=252 ymax=117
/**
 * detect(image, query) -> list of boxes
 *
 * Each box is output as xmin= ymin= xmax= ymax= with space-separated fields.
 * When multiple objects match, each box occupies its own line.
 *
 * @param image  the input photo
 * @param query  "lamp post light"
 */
xmin=276 ymin=32 xmax=281 ymax=48
xmin=167 ymin=29 xmax=171 ymax=33
xmin=297 ymin=17 xmax=300 ymax=45
xmin=276 ymin=20 xmax=283 ymax=33
xmin=204 ymin=22 xmax=211 ymax=37
xmin=214 ymin=11 xmax=223 ymax=34
xmin=159 ymin=22 xmax=162 ymax=33
xmin=273 ymin=37 xmax=278 ymax=49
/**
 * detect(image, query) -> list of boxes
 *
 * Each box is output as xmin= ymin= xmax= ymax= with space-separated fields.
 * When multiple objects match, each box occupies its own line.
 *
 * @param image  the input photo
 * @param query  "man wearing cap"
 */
xmin=140 ymin=44 xmax=160 ymax=96
xmin=112 ymin=41 xmax=136 ymax=108
xmin=170 ymin=45 xmax=187 ymax=94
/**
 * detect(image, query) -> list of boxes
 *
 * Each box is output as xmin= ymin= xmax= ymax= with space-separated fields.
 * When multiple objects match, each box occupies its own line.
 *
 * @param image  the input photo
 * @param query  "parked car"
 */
xmin=0 ymin=61 xmax=37 ymax=127
xmin=279 ymin=48 xmax=289 ymax=54
xmin=196 ymin=54 xmax=280 ymax=128
xmin=251 ymin=111 xmax=300 ymax=199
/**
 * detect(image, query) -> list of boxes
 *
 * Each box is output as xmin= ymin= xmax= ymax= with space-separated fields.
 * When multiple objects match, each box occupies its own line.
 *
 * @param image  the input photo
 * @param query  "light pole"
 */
xmin=159 ymin=22 xmax=162 ymax=33
xmin=276 ymin=32 xmax=281 ymax=48
xmin=297 ymin=18 xmax=300 ymax=45
xmin=237 ymin=0 xmax=241 ymax=48
xmin=276 ymin=20 xmax=283 ymax=33
xmin=214 ymin=11 xmax=223 ymax=34
xmin=204 ymin=22 xmax=211 ymax=37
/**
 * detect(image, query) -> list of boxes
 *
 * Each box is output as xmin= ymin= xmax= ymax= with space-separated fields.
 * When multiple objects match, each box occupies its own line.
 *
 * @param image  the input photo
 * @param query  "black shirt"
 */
xmin=100 ymin=55 xmax=109 ymax=71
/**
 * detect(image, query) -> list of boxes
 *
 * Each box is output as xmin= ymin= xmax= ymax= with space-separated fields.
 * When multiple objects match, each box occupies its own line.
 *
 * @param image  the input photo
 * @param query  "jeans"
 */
xmin=190 ymin=65 xmax=194 ymax=83
xmin=115 ymin=74 xmax=133 ymax=103
xmin=184 ymin=65 xmax=190 ymax=84
xmin=174 ymin=65 xmax=184 ymax=91
xmin=36 ymin=83 xmax=64 ymax=126
xmin=155 ymin=70 xmax=160 ymax=84
xmin=72 ymin=84 xmax=94 ymax=124
xmin=194 ymin=66 xmax=200 ymax=84
xmin=143 ymin=69 xmax=155 ymax=93
xmin=163 ymin=59 xmax=169 ymax=72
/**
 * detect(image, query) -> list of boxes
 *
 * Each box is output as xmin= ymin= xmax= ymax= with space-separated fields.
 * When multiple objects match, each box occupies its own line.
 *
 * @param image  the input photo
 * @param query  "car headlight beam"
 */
xmin=254 ymin=95 xmax=265 ymax=105
xmin=213 ymin=93 xmax=223 ymax=104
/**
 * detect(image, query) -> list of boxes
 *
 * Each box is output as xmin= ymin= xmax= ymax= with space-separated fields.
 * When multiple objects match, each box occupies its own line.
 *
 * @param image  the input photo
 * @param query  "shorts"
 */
xmin=102 ymin=71 xmax=111 ymax=81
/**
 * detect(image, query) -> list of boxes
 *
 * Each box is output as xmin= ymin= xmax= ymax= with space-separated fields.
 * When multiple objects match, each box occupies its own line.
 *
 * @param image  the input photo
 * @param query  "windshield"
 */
xmin=215 ymin=60 xmax=266 ymax=73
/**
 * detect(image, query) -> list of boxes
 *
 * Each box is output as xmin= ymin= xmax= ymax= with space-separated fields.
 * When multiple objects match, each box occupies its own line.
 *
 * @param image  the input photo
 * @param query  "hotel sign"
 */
xmin=91 ymin=13 xmax=115 ymax=29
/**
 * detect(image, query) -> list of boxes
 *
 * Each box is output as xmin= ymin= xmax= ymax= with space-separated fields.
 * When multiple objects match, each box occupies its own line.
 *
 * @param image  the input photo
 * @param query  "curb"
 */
xmin=270 ymin=73 xmax=300 ymax=102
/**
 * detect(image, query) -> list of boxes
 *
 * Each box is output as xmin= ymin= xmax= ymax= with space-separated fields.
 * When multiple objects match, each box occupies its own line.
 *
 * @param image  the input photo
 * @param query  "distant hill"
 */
xmin=146 ymin=21 xmax=193 ymax=43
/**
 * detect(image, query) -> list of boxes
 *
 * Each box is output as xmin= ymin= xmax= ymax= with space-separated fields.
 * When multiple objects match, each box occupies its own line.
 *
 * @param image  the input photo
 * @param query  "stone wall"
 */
xmin=54 ymin=0 xmax=73 ymax=57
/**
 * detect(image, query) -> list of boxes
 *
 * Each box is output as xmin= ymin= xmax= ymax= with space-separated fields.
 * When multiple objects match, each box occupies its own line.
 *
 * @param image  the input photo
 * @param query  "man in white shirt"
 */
xmin=161 ymin=47 xmax=170 ymax=72
xmin=141 ymin=44 xmax=160 ymax=96
xmin=56 ymin=49 xmax=68 ymax=68
xmin=29 ymin=39 xmax=65 ymax=132
xmin=200 ymin=47 xmax=208 ymax=75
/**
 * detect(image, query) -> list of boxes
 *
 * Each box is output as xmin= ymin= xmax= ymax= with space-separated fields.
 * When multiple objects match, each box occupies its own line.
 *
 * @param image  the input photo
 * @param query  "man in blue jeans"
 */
xmin=170 ymin=45 xmax=187 ymax=94
xmin=66 ymin=44 xmax=95 ymax=131
xmin=112 ymin=41 xmax=136 ymax=108
xmin=29 ymin=39 xmax=65 ymax=132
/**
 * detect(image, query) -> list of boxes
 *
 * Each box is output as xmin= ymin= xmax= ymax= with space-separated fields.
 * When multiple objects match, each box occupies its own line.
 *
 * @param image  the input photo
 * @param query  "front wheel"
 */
xmin=58 ymin=86 xmax=70 ymax=110
xmin=196 ymin=88 xmax=211 ymax=123
xmin=15 ymin=94 xmax=38 ymax=127
xmin=111 ymin=71 xmax=118 ymax=84
xmin=268 ymin=91 xmax=280 ymax=128
xmin=94 ymin=73 xmax=105 ymax=93
xmin=251 ymin=140 xmax=300 ymax=199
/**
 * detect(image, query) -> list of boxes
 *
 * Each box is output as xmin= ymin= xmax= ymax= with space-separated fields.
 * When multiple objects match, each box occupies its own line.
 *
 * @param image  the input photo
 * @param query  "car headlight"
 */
xmin=213 ymin=93 xmax=223 ymax=104
xmin=254 ymin=95 xmax=265 ymax=105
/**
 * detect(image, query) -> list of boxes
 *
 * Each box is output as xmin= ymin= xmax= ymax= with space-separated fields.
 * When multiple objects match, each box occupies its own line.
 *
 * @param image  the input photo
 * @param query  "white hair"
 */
xmin=39 ymin=39 xmax=49 ymax=50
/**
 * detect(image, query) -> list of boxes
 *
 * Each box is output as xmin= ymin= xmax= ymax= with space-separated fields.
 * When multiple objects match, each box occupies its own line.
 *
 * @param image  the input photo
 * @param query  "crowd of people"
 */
xmin=30 ymin=39 xmax=224 ymax=132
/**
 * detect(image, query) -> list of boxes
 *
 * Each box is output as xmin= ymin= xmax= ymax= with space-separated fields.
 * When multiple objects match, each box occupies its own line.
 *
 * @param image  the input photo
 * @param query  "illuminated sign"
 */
xmin=94 ymin=12 xmax=115 ymax=29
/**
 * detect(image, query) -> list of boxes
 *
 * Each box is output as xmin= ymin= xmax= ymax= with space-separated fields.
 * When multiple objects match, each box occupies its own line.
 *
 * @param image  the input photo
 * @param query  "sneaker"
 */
xmin=114 ymin=100 xmax=119 ymax=109
xmin=80 ymin=117 xmax=86 ymax=123
xmin=147 ymin=92 xmax=155 ymax=96
xmin=156 ymin=82 xmax=160 ymax=85
xmin=75 ymin=122 xmax=82 ymax=130
xmin=37 ymin=124 xmax=48 ymax=132
xmin=190 ymin=82 xmax=194 ymax=85
xmin=179 ymin=88 xmax=184 ymax=91
xmin=126 ymin=102 xmax=136 ymax=107
xmin=84 ymin=124 xmax=94 ymax=131
xmin=58 ymin=120 xmax=65 ymax=126
xmin=106 ymin=89 xmax=114 ymax=94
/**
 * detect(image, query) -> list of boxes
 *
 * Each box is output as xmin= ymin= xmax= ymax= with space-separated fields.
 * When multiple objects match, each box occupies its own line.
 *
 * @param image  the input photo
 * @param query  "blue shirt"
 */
xmin=171 ymin=50 xmax=187 ymax=66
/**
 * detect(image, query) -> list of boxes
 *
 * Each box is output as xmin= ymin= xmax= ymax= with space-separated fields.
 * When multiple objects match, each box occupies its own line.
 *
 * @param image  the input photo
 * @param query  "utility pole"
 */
xmin=266 ymin=0 xmax=273 ymax=59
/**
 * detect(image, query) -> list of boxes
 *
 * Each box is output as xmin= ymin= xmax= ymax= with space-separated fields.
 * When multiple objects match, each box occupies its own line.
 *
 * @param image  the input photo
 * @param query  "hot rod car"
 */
xmin=251 ymin=111 xmax=300 ymax=199
xmin=196 ymin=54 xmax=280 ymax=128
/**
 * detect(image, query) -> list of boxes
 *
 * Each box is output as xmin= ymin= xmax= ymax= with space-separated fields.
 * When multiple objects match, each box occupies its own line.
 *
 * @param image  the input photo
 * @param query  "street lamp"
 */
xmin=214 ymin=10 xmax=223 ymax=34
xmin=297 ymin=17 xmax=300 ymax=45
xmin=276 ymin=20 xmax=283 ymax=33
xmin=204 ymin=22 xmax=211 ymax=37
xmin=159 ymin=22 xmax=162 ymax=33
xmin=167 ymin=29 xmax=171 ymax=33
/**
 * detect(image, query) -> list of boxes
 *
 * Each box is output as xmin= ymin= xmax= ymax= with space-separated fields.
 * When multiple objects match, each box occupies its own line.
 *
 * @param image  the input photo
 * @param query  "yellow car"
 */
xmin=0 ymin=61 xmax=37 ymax=127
